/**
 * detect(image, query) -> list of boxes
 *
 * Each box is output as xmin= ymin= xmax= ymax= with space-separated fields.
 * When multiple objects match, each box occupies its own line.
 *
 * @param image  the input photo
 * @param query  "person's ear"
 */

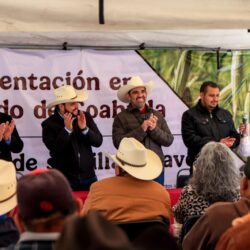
xmin=126 ymin=93 xmax=131 ymax=101
xmin=58 ymin=104 xmax=65 ymax=113
xmin=115 ymin=165 xmax=121 ymax=176
xmin=14 ymin=213 xmax=25 ymax=233
xmin=240 ymin=176 xmax=249 ymax=197
xmin=74 ymin=197 xmax=84 ymax=216
xmin=232 ymin=212 xmax=250 ymax=227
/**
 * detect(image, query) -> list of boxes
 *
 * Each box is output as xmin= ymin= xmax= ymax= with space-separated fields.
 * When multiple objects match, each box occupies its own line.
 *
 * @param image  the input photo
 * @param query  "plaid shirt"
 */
xmin=1 ymin=232 xmax=59 ymax=250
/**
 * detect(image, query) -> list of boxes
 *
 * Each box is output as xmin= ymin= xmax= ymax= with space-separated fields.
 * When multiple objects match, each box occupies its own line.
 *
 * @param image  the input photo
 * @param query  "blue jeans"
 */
xmin=154 ymin=170 xmax=165 ymax=186
xmin=69 ymin=176 xmax=97 ymax=191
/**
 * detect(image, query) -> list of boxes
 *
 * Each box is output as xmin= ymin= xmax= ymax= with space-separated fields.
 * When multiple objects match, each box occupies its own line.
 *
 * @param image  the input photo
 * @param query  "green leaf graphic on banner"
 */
xmin=138 ymin=49 xmax=250 ymax=128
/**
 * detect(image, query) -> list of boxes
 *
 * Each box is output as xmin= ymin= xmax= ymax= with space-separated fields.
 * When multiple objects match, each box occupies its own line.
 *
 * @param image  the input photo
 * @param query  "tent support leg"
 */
xmin=99 ymin=0 xmax=105 ymax=24
xmin=216 ymin=48 xmax=220 ymax=70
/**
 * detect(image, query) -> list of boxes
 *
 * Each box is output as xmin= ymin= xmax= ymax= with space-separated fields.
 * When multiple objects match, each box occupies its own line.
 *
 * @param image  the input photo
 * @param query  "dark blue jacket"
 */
xmin=0 ymin=217 xmax=19 ymax=248
xmin=0 ymin=113 xmax=23 ymax=161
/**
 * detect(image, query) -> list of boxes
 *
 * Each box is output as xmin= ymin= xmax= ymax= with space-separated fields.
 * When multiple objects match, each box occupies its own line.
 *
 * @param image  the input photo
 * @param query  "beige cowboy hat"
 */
xmin=105 ymin=137 xmax=163 ymax=180
xmin=0 ymin=160 xmax=17 ymax=215
xmin=47 ymin=85 xmax=88 ymax=109
xmin=117 ymin=76 xmax=154 ymax=103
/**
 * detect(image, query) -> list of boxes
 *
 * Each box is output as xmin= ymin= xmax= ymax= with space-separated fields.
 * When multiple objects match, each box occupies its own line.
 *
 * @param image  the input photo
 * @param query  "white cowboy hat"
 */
xmin=47 ymin=85 xmax=88 ymax=109
xmin=117 ymin=76 xmax=154 ymax=103
xmin=105 ymin=137 xmax=162 ymax=180
xmin=0 ymin=160 xmax=17 ymax=215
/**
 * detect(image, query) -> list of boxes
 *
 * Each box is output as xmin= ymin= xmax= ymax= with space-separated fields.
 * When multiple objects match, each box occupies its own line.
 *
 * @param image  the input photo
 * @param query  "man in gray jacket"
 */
xmin=112 ymin=76 xmax=174 ymax=185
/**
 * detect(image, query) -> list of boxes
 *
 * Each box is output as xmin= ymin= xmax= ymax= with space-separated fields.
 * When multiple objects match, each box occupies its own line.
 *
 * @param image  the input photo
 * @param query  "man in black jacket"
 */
xmin=42 ymin=85 xmax=103 ymax=191
xmin=0 ymin=113 xmax=23 ymax=161
xmin=182 ymin=81 xmax=240 ymax=175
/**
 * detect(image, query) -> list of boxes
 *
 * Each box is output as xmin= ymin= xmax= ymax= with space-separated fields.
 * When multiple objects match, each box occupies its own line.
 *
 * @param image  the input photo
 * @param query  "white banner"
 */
xmin=0 ymin=49 xmax=241 ymax=187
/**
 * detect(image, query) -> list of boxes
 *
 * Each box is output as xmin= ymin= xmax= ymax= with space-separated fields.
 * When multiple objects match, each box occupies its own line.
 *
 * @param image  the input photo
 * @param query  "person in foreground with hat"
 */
xmin=83 ymin=137 xmax=171 ymax=224
xmin=3 ymin=169 xmax=83 ymax=250
xmin=42 ymin=85 xmax=103 ymax=191
xmin=182 ymin=157 xmax=250 ymax=250
xmin=0 ymin=160 xmax=19 ymax=247
xmin=112 ymin=76 xmax=174 ymax=185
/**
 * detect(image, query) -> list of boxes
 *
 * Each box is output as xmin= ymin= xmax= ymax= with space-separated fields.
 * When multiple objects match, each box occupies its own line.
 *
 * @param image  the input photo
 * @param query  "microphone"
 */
xmin=241 ymin=112 xmax=248 ymax=137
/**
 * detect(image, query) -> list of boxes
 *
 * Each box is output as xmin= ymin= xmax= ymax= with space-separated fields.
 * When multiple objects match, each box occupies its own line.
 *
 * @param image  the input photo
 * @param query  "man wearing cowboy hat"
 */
xmin=0 ymin=160 xmax=19 ymax=247
xmin=83 ymin=137 xmax=172 ymax=223
xmin=112 ymin=76 xmax=174 ymax=185
xmin=41 ymin=85 xmax=103 ymax=191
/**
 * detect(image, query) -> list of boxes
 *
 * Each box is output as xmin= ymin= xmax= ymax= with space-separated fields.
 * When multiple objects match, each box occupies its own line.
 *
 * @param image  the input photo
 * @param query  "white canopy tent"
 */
xmin=0 ymin=0 xmax=247 ymax=184
xmin=0 ymin=0 xmax=250 ymax=50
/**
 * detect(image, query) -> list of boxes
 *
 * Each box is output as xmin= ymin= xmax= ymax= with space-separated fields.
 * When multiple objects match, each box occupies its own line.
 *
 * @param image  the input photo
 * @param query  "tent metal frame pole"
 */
xmin=0 ymin=43 xmax=244 ymax=52
xmin=99 ymin=0 xmax=105 ymax=24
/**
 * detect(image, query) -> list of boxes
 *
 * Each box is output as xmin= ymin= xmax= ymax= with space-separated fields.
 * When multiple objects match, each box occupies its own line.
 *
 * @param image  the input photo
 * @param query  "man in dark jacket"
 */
xmin=112 ymin=76 xmax=174 ymax=185
xmin=0 ymin=113 xmax=23 ymax=161
xmin=181 ymin=81 xmax=240 ymax=175
xmin=42 ymin=85 xmax=103 ymax=191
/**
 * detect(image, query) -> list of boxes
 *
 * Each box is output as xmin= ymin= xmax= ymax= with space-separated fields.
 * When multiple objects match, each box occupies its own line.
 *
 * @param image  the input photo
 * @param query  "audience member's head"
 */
xmin=232 ymin=212 xmax=250 ymax=227
xmin=191 ymin=141 xmax=239 ymax=203
xmin=105 ymin=137 xmax=163 ymax=180
xmin=0 ymin=160 xmax=17 ymax=216
xmin=55 ymin=210 xmax=134 ymax=250
xmin=133 ymin=224 xmax=179 ymax=250
xmin=216 ymin=210 xmax=250 ymax=250
xmin=240 ymin=157 xmax=250 ymax=198
xmin=15 ymin=169 xmax=82 ymax=232
xmin=215 ymin=219 xmax=250 ymax=250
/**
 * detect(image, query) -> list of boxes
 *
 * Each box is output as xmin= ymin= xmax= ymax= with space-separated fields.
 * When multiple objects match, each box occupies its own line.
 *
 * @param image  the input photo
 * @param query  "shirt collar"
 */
xmin=18 ymin=232 xmax=60 ymax=243
xmin=127 ymin=103 xmax=152 ymax=113
xmin=197 ymin=99 xmax=219 ymax=114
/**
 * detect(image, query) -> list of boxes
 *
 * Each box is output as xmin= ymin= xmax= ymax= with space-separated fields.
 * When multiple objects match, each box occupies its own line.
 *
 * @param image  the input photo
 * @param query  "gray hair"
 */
xmin=190 ymin=142 xmax=240 ymax=203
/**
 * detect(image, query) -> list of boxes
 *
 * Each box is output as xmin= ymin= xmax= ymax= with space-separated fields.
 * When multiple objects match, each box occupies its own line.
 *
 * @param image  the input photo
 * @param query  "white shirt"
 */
xmin=238 ymin=136 xmax=250 ymax=157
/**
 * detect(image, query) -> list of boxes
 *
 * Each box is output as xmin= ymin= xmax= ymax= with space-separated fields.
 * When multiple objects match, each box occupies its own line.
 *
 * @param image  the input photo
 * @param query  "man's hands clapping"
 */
xmin=64 ymin=112 xmax=74 ymax=131
xmin=77 ymin=111 xmax=87 ymax=130
xmin=64 ymin=111 xmax=87 ymax=131
xmin=141 ymin=113 xmax=158 ymax=132
xmin=0 ymin=120 xmax=15 ymax=142
xmin=220 ymin=136 xmax=236 ymax=148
